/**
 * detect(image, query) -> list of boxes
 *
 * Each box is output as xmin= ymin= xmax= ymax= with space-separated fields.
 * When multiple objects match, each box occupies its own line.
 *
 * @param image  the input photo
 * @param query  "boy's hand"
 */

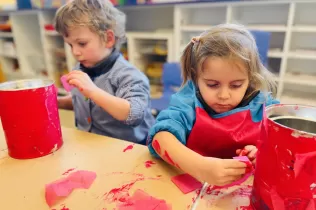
xmin=196 ymin=157 xmax=247 ymax=186
xmin=66 ymin=70 xmax=98 ymax=98
xmin=236 ymin=145 xmax=258 ymax=165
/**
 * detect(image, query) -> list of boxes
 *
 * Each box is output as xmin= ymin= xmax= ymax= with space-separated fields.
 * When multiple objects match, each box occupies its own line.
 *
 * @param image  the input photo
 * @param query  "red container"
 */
xmin=251 ymin=104 xmax=316 ymax=209
xmin=0 ymin=79 xmax=63 ymax=159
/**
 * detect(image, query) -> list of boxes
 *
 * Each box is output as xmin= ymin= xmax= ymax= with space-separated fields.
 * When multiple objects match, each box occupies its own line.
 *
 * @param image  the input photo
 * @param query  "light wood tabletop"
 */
xmin=0 ymin=125 xmax=253 ymax=210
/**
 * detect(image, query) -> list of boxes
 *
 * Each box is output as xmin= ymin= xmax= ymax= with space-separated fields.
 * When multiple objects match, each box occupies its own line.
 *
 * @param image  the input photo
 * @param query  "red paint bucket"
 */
xmin=251 ymin=104 xmax=316 ymax=209
xmin=0 ymin=79 xmax=63 ymax=159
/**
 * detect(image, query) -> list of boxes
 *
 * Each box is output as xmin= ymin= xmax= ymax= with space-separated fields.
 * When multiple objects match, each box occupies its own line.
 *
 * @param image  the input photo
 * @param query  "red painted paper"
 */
xmin=171 ymin=174 xmax=203 ymax=194
xmin=45 ymin=170 xmax=96 ymax=207
xmin=117 ymin=189 xmax=171 ymax=210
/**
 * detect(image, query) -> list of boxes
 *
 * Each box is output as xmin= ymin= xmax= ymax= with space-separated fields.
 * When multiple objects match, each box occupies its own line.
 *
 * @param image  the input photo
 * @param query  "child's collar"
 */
xmin=80 ymin=49 xmax=120 ymax=80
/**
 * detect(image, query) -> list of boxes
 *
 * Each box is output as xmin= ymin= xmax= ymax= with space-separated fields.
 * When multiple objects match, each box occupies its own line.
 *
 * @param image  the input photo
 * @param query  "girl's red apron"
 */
xmin=186 ymin=107 xmax=261 ymax=158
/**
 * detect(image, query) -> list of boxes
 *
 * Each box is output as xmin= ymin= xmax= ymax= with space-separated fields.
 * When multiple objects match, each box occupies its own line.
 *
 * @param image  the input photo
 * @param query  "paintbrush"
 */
xmin=190 ymin=182 xmax=209 ymax=210
xmin=190 ymin=150 xmax=248 ymax=210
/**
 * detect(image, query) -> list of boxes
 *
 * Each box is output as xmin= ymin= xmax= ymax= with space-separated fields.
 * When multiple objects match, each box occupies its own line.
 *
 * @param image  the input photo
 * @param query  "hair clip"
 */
xmin=191 ymin=36 xmax=200 ymax=44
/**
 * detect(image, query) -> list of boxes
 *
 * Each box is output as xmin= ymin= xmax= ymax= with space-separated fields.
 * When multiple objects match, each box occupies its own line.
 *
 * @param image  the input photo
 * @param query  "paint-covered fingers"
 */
xmin=244 ymin=145 xmax=257 ymax=165
xmin=67 ymin=72 xmax=98 ymax=97
xmin=197 ymin=157 xmax=246 ymax=186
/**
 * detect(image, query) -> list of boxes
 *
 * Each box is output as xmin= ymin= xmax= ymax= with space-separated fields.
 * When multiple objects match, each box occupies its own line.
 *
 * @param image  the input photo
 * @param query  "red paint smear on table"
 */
xmin=45 ymin=170 xmax=96 ymax=207
xmin=62 ymin=168 xmax=76 ymax=175
xmin=145 ymin=160 xmax=156 ymax=168
xmin=123 ymin=144 xmax=134 ymax=152
xmin=171 ymin=174 xmax=203 ymax=194
xmin=103 ymin=173 xmax=170 ymax=209
xmin=117 ymin=189 xmax=171 ymax=210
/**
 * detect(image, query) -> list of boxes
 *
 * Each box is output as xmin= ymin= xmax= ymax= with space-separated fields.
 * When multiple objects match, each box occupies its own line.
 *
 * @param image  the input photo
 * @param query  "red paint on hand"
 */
xmin=239 ymin=149 xmax=248 ymax=156
xmin=152 ymin=139 xmax=161 ymax=154
xmin=144 ymin=160 xmax=156 ymax=168
xmin=123 ymin=144 xmax=134 ymax=152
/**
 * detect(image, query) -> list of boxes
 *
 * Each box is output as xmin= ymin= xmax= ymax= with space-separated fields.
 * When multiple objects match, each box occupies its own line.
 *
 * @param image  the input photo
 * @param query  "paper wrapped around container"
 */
xmin=0 ymin=79 xmax=63 ymax=159
xmin=251 ymin=104 xmax=316 ymax=209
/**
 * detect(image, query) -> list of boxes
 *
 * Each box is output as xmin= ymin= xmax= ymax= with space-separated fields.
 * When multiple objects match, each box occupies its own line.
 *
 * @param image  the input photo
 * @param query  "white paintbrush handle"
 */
xmin=191 ymin=182 xmax=209 ymax=210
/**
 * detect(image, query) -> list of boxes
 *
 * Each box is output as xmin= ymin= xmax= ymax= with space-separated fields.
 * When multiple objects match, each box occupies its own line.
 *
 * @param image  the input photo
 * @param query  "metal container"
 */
xmin=0 ymin=79 xmax=63 ymax=159
xmin=251 ymin=104 xmax=316 ymax=209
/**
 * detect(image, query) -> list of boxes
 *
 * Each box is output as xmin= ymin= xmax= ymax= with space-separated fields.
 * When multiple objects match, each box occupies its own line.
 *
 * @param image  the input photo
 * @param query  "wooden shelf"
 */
xmin=0 ymin=53 xmax=17 ymax=59
xmin=246 ymin=24 xmax=287 ymax=32
xmin=292 ymin=25 xmax=316 ymax=33
xmin=283 ymin=73 xmax=316 ymax=87
xmin=0 ymin=32 xmax=13 ymax=38
xmin=288 ymin=50 xmax=316 ymax=60
xmin=180 ymin=25 xmax=212 ymax=32
xmin=268 ymin=49 xmax=283 ymax=58
xmin=45 ymin=30 xmax=60 ymax=36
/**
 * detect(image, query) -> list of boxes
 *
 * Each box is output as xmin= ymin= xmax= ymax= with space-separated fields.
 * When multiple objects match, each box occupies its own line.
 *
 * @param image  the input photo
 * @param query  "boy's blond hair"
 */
xmin=181 ymin=24 xmax=277 ymax=98
xmin=54 ymin=0 xmax=126 ymax=49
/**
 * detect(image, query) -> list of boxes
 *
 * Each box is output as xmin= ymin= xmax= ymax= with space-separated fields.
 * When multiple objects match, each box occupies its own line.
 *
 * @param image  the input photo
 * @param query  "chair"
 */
xmin=151 ymin=62 xmax=182 ymax=115
xmin=250 ymin=30 xmax=271 ymax=67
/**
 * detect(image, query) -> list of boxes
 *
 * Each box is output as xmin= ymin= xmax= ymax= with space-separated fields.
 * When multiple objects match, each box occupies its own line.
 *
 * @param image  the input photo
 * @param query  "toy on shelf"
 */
xmin=0 ymin=63 xmax=6 ymax=82
xmin=0 ymin=20 xmax=12 ymax=32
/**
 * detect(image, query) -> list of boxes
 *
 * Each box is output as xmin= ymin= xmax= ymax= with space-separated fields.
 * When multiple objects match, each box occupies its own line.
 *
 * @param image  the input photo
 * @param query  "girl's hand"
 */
xmin=236 ymin=145 xmax=258 ymax=165
xmin=66 ymin=70 xmax=98 ymax=98
xmin=196 ymin=157 xmax=247 ymax=186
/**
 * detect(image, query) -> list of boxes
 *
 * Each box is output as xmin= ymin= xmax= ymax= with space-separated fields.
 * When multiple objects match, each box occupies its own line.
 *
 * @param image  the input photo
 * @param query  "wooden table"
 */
xmin=0 ymin=126 xmax=253 ymax=210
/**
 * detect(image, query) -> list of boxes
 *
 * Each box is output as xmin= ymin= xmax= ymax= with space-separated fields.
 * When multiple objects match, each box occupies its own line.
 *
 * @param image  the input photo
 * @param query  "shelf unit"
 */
xmin=0 ymin=12 xmax=20 ymax=81
xmin=174 ymin=0 xmax=316 ymax=105
xmin=0 ymin=0 xmax=315 ymax=105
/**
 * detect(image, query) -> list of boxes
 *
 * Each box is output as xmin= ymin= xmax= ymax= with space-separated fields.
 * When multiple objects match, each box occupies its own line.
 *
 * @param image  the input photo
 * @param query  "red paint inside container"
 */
xmin=0 ymin=79 xmax=63 ymax=159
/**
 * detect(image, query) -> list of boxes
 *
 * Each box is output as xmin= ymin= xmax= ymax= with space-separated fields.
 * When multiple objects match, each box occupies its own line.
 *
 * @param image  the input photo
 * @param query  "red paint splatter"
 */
xmin=231 ymin=185 xmax=252 ymax=197
xmin=144 ymin=160 xmax=156 ymax=168
xmin=103 ymin=173 xmax=161 ymax=203
xmin=102 ymin=173 xmax=170 ymax=209
xmin=87 ymin=117 xmax=91 ymax=124
xmin=163 ymin=150 xmax=175 ymax=166
xmin=123 ymin=144 xmax=134 ymax=152
xmin=238 ymin=205 xmax=254 ymax=210
xmin=60 ymin=206 xmax=69 ymax=210
xmin=62 ymin=168 xmax=75 ymax=175
xmin=152 ymin=139 xmax=161 ymax=154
